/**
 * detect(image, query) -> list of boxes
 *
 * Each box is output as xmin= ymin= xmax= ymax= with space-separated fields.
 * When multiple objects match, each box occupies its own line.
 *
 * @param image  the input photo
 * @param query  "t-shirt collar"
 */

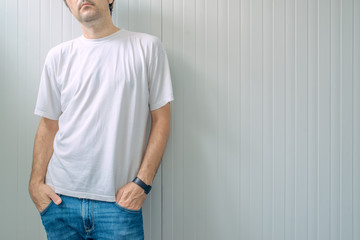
xmin=79 ymin=28 xmax=126 ymax=44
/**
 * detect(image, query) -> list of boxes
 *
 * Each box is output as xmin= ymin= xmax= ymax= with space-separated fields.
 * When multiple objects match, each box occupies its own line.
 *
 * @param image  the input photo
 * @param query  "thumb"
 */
xmin=50 ymin=192 xmax=62 ymax=205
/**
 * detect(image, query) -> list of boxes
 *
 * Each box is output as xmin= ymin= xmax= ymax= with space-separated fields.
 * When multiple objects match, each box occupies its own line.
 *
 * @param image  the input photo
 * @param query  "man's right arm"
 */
xmin=29 ymin=117 xmax=58 ymax=187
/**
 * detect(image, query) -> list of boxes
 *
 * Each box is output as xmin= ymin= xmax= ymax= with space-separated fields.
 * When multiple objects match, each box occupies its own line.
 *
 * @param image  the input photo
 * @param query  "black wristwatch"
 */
xmin=132 ymin=177 xmax=152 ymax=194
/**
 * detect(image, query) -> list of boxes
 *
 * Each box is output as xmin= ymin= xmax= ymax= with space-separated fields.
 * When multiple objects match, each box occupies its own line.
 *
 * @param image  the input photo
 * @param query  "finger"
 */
xmin=49 ymin=192 xmax=62 ymax=205
xmin=116 ymin=190 xmax=125 ymax=203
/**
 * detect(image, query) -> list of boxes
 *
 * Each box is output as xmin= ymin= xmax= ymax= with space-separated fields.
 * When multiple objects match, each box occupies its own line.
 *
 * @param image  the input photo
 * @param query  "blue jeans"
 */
xmin=39 ymin=193 xmax=144 ymax=240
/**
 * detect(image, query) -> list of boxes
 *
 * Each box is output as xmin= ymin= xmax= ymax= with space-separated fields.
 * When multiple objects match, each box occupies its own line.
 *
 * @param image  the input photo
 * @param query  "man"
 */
xmin=28 ymin=0 xmax=174 ymax=239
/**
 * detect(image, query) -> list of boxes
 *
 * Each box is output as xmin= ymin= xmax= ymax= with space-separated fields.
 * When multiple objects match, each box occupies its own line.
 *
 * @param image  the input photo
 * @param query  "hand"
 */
xmin=29 ymin=183 xmax=62 ymax=213
xmin=115 ymin=182 xmax=147 ymax=211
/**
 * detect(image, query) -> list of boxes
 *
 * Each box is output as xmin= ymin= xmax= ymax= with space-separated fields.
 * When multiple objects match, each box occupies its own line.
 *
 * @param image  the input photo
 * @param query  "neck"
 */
xmin=81 ymin=20 xmax=120 ymax=39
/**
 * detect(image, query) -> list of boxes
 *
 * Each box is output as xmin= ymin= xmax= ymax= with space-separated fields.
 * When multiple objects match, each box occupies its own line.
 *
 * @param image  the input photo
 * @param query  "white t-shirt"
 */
xmin=33 ymin=28 xmax=174 ymax=202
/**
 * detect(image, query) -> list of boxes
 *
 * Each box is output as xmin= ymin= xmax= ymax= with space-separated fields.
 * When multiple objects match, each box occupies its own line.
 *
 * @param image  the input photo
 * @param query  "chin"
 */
xmin=80 ymin=14 xmax=99 ymax=23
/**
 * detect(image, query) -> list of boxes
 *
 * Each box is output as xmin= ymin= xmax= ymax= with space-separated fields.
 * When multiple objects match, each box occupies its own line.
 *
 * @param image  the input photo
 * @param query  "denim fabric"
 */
xmin=39 ymin=194 xmax=144 ymax=240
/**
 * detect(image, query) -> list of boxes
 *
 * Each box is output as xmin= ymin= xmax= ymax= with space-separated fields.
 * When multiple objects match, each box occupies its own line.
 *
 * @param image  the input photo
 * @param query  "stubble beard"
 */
xmin=79 ymin=5 xmax=101 ymax=24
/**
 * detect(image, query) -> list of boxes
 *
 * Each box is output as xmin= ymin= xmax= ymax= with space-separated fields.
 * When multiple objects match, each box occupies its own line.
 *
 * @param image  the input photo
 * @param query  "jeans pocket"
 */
xmin=39 ymin=199 xmax=54 ymax=216
xmin=114 ymin=201 xmax=142 ymax=213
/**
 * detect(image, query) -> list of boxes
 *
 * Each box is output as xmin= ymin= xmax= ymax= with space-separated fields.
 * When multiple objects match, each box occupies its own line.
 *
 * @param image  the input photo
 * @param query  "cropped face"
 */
xmin=64 ymin=0 xmax=113 ymax=24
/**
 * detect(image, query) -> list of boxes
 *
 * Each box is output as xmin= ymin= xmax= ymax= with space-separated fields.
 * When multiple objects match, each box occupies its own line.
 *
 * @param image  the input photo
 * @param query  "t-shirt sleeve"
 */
xmin=147 ymin=38 xmax=175 ymax=111
xmin=33 ymin=49 xmax=62 ymax=120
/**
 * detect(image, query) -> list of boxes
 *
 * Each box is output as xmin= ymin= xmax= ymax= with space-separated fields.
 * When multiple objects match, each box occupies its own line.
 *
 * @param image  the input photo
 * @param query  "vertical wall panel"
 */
xmin=18 ymin=0 xmax=27 ymax=239
xmin=273 ymin=0 xmax=286 ymax=239
xmin=295 ymin=0 xmax=309 ymax=238
xmin=0 ymin=0 xmax=359 ymax=239
xmin=319 ymin=1 xmax=331 ymax=240
xmin=285 ymin=0 xmax=297 ymax=239
xmin=354 ymin=0 xmax=360 ymax=239
xmin=330 ymin=0 xmax=341 ymax=239
xmin=205 ymin=0 xmax=219 ymax=239
xmin=62 ymin=3 xmax=73 ymax=42
xmin=308 ymin=0 xmax=318 ymax=239
xmin=162 ymin=0 xmax=175 ymax=238
xmin=240 ymin=0 xmax=251 ymax=239
xmin=228 ymin=0 xmax=241 ymax=238
xmin=340 ymin=0 xmax=354 ymax=239
xmin=183 ymin=0 xmax=197 ymax=239
xmin=194 ymin=0 xmax=206 ymax=239
xmin=250 ymin=0 xmax=263 ymax=239
xmin=113 ymin=0 xmax=126 ymax=29
xmin=262 ymin=0 xmax=273 ymax=238
xmin=0 ymin=0 xmax=18 ymax=239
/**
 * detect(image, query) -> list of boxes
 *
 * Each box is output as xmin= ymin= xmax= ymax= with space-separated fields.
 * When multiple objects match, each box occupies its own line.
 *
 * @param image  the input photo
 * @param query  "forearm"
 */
xmin=136 ymin=118 xmax=170 ymax=186
xmin=29 ymin=121 xmax=58 ymax=187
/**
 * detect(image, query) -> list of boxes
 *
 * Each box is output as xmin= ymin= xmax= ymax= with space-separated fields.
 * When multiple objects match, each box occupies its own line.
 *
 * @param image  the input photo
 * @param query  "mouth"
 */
xmin=81 ymin=3 xmax=93 ymax=9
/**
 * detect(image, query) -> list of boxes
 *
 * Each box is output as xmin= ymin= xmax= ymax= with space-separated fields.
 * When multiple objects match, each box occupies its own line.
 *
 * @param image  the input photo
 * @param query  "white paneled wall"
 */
xmin=0 ymin=0 xmax=359 ymax=240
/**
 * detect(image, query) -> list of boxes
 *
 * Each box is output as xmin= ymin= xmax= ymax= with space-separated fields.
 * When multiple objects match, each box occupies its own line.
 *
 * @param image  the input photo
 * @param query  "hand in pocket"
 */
xmin=29 ymin=183 xmax=62 ymax=213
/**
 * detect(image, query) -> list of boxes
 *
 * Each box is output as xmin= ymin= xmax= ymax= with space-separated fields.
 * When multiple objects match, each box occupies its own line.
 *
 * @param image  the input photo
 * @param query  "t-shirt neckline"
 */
xmin=79 ymin=28 xmax=126 ymax=44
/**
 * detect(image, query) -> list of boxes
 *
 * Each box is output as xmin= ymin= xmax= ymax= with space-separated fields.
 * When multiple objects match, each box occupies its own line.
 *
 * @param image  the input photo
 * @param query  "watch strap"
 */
xmin=132 ymin=177 xmax=152 ymax=194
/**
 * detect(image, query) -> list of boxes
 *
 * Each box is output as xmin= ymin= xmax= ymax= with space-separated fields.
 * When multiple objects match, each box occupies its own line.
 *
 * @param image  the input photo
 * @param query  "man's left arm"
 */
xmin=115 ymin=102 xmax=171 ymax=210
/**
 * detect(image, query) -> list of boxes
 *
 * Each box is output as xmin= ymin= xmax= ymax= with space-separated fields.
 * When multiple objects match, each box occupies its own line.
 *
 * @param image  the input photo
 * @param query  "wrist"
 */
xmin=29 ymin=179 xmax=44 ymax=187
xmin=132 ymin=176 xmax=152 ymax=194
xmin=136 ymin=173 xmax=153 ymax=186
